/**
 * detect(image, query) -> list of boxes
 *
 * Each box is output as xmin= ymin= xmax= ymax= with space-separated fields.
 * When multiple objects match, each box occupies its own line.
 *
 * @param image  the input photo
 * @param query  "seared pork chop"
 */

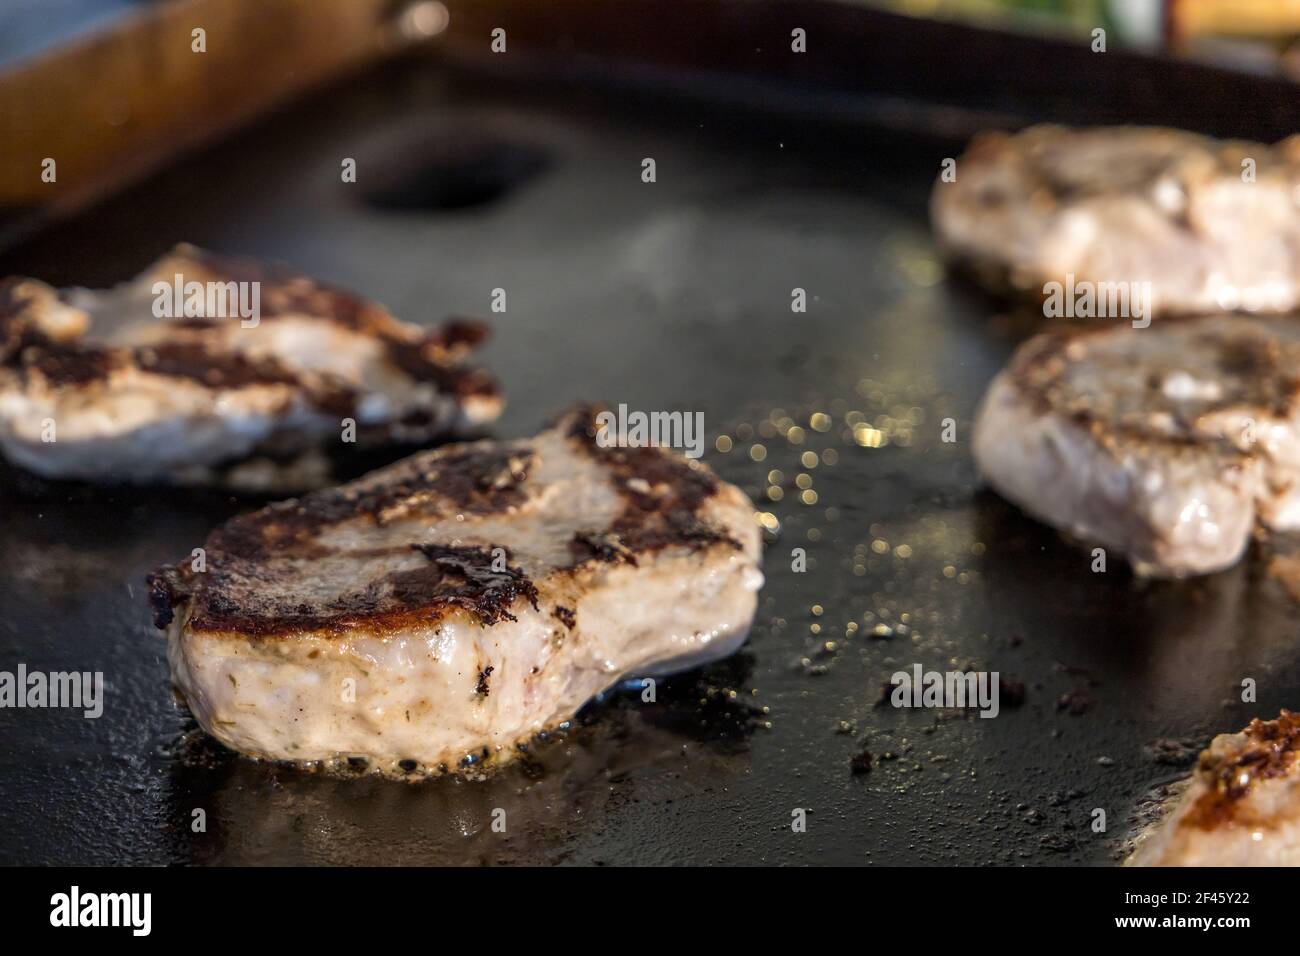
xmin=933 ymin=125 xmax=1300 ymax=316
xmin=147 ymin=406 xmax=764 ymax=774
xmin=973 ymin=314 xmax=1300 ymax=577
xmin=1128 ymin=711 xmax=1300 ymax=866
xmin=0 ymin=245 xmax=501 ymax=489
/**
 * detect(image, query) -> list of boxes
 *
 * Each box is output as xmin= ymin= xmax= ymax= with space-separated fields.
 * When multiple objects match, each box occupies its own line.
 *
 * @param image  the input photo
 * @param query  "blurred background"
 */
xmin=14 ymin=0 xmax=1300 ymax=72
xmin=5 ymin=0 xmax=1300 ymax=249
xmin=874 ymin=0 xmax=1300 ymax=70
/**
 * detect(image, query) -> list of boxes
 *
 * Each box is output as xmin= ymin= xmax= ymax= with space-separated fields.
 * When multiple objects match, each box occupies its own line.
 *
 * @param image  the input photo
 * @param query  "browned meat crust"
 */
xmin=1185 ymin=710 xmax=1300 ymax=830
xmin=566 ymin=407 xmax=739 ymax=558
xmin=1013 ymin=321 xmax=1300 ymax=409
xmin=998 ymin=314 xmax=1300 ymax=457
xmin=406 ymin=543 xmax=540 ymax=625
xmin=147 ymin=405 xmax=743 ymax=640
xmin=932 ymin=125 xmax=1300 ymax=317
xmin=972 ymin=311 xmax=1300 ymax=577
xmin=0 ymin=250 xmax=499 ymax=415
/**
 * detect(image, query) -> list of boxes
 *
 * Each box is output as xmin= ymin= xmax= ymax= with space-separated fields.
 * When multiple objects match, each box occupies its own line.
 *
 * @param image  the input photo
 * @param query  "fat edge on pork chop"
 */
xmin=973 ymin=313 xmax=1300 ymax=577
xmin=147 ymin=406 xmax=764 ymax=775
xmin=0 ymin=244 xmax=502 ymax=490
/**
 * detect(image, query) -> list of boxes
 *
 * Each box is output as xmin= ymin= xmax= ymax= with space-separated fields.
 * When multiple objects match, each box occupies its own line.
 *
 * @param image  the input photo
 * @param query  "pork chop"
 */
xmin=147 ymin=406 xmax=764 ymax=774
xmin=1128 ymin=711 xmax=1300 ymax=866
xmin=0 ymin=245 xmax=501 ymax=490
xmin=973 ymin=314 xmax=1300 ymax=576
xmin=932 ymin=125 xmax=1300 ymax=316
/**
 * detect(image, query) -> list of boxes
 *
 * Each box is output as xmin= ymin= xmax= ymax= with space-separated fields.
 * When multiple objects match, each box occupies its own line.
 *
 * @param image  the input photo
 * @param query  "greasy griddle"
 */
xmin=4 ymin=43 xmax=1300 ymax=866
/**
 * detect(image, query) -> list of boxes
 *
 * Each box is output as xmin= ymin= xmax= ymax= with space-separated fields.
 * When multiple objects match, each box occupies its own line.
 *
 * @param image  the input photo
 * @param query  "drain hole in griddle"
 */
xmin=362 ymin=133 xmax=550 ymax=212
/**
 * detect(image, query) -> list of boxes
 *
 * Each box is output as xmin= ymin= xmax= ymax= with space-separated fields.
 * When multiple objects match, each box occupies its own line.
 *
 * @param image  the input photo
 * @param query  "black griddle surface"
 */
xmin=2 ymin=57 xmax=1299 ymax=866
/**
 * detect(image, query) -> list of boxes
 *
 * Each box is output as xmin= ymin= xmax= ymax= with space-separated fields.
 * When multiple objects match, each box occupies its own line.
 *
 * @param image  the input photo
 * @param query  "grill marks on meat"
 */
xmin=1 ymin=279 xmax=103 ymax=384
xmin=151 ymin=408 xmax=744 ymax=638
xmin=405 ymin=544 xmax=539 ymax=625
xmin=973 ymin=314 xmax=1300 ymax=576
xmin=566 ymin=407 xmax=740 ymax=562
xmin=1129 ymin=712 xmax=1300 ymax=866
xmin=0 ymin=278 xmax=87 ymax=351
xmin=177 ymin=249 xmax=498 ymax=401
xmin=382 ymin=325 xmax=499 ymax=401
xmin=243 ymin=445 xmax=534 ymax=541
xmin=148 ymin=406 xmax=763 ymax=773
xmin=132 ymin=342 xmax=305 ymax=391
xmin=376 ymin=445 xmax=533 ymax=517
xmin=0 ymin=245 xmax=502 ymax=488
xmin=11 ymin=338 xmax=117 ymax=387
xmin=570 ymin=530 xmax=637 ymax=566
xmin=932 ymin=125 xmax=1300 ymax=316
